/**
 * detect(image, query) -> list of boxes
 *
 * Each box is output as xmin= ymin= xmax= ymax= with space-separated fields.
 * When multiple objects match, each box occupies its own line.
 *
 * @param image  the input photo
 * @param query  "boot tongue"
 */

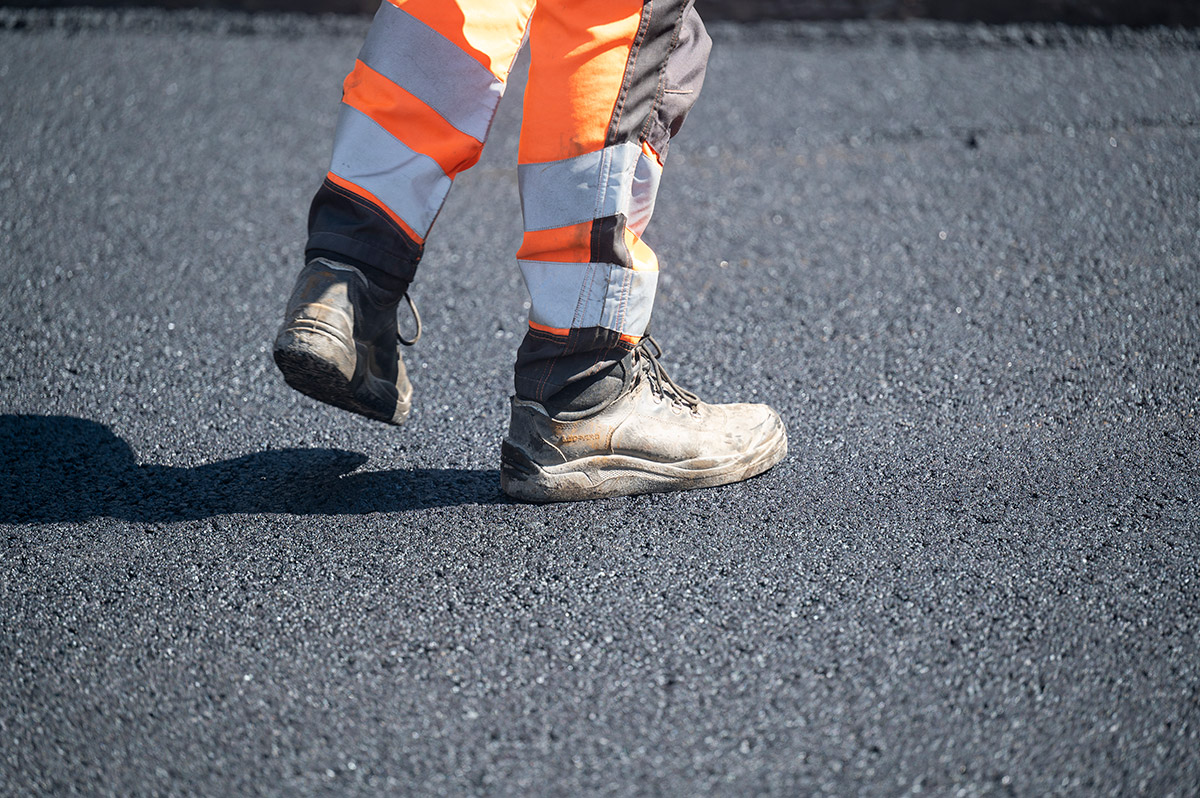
xmin=542 ymin=355 xmax=633 ymax=418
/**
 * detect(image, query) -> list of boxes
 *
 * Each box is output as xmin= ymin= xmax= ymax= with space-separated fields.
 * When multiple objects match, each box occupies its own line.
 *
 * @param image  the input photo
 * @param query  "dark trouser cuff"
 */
xmin=513 ymin=326 xmax=637 ymax=404
xmin=306 ymin=178 xmax=423 ymax=291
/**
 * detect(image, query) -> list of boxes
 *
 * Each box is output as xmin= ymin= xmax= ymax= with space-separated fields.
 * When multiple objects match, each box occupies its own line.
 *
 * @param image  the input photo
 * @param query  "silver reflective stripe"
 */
xmin=519 ymin=142 xmax=642 ymax=232
xmin=358 ymin=2 xmax=504 ymax=142
xmin=519 ymin=260 xmax=658 ymax=336
xmin=627 ymin=148 xmax=662 ymax=237
xmin=329 ymin=105 xmax=450 ymax=238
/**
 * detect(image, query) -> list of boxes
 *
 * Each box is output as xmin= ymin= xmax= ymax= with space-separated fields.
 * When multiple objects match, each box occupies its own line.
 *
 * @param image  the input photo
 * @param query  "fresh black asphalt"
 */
xmin=1 ymin=10 xmax=1198 ymax=795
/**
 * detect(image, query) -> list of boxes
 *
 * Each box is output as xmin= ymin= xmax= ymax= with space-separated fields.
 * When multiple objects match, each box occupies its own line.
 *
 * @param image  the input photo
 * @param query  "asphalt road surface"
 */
xmin=2 ymin=9 xmax=1198 ymax=796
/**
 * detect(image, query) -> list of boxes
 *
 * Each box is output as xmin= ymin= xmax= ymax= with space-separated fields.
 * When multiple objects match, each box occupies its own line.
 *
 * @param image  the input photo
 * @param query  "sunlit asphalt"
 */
xmin=2 ymin=10 xmax=1199 ymax=795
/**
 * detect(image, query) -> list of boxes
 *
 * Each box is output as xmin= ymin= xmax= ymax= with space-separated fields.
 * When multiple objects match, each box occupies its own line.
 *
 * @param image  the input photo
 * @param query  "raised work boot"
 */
xmin=501 ymin=337 xmax=787 ymax=502
xmin=273 ymin=258 xmax=419 ymax=425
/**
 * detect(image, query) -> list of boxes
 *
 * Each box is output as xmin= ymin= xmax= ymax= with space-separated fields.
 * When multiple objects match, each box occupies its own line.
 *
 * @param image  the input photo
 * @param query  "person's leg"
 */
xmin=275 ymin=0 xmax=535 ymax=424
xmin=512 ymin=0 xmax=710 ymax=406
xmin=501 ymin=1 xmax=788 ymax=501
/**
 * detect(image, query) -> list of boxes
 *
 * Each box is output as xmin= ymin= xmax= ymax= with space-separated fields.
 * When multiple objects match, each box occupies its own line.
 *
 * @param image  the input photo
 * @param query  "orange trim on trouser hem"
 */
xmin=342 ymin=60 xmax=483 ymax=179
xmin=390 ymin=0 xmax=536 ymax=80
xmin=325 ymin=171 xmax=425 ymax=244
xmin=527 ymin=319 xmax=642 ymax=348
xmin=527 ymin=319 xmax=571 ymax=337
xmin=519 ymin=0 xmax=645 ymax=164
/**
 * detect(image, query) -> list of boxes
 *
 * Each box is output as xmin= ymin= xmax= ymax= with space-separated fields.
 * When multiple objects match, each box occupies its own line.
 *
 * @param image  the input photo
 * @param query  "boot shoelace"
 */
xmin=397 ymin=293 xmax=422 ymax=347
xmin=636 ymin=336 xmax=700 ymax=413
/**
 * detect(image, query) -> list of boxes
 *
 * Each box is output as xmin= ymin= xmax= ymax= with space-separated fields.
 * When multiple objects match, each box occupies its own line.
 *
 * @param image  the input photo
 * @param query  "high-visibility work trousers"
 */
xmin=305 ymin=0 xmax=711 ymax=403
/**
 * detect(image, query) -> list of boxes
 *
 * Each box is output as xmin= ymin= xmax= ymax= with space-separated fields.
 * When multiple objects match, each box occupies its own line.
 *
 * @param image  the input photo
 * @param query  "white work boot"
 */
xmin=500 ymin=337 xmax=787 ymax=502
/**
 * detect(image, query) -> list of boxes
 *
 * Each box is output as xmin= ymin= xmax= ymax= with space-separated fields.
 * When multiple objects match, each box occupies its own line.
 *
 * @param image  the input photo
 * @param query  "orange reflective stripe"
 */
xmin=624 ymin=228 xmax=659 ymax=272
xmin=519 ymin=0 xmax=644 ymax=164
xmin=519 ymin=223 xmax=660 ymax=272
xmin=325 ymin=171 xmax=426 ymax=244
xmin=528 ymin=319 xmax=641 ymax=346
xmin=342 ymin=60 xmax=483 ymax=179
xmin=517 ymin=222 xmax=593 ymax=263
xmin=389 ymin=0 xmax=535 ymax=81
xmin=520 ymin=222 xmax=660 ymax=271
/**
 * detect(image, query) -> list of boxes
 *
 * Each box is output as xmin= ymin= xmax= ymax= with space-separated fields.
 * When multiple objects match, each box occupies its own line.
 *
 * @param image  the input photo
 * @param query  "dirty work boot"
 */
xmin=500 ymin=337 xmax=787 ymax=502
xmin=273 ymin=258 xmax=419 ymax=425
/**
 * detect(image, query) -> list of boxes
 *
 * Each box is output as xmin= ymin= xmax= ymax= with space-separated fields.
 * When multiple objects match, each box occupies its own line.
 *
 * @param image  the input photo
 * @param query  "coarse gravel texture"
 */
xmin=1 ymin=10 xmax=1199 ymax=796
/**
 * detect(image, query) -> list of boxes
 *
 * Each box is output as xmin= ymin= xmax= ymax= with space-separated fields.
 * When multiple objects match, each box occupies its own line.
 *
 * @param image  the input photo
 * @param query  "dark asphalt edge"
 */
xmin=3 ymin=5 xmax=1200 ymax=49
xmin=0 ymin=4 xmax=368 ymax=34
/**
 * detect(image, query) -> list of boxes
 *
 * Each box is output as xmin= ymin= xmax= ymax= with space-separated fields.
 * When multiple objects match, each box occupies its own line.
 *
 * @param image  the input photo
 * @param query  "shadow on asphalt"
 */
xmin=0 ymin=415 xmax=506 ymax=522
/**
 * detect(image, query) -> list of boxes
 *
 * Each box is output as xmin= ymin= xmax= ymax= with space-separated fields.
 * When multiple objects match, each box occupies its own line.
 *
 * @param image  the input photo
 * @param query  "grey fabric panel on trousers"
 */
xmin=626 ymin=149 xmax=662 ymax=237
xmin=605 ymin=0 xmax=706 ymax=150
xmin=646 ymin=6 xmax=711 ymax=155
xmin=518 ymin=259 xmax=659 ymax=336
xmin=518 ymin=142 xmax=642 ymax=232
xmin=328 ymin=104 xmax=451 ymax=237
xmin=357 ymin=1 xmax=504 ymax=142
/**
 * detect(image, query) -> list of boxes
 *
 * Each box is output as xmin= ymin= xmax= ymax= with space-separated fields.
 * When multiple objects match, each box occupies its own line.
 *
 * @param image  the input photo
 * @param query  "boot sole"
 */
xmin=274 ymin=324 xmax=411 ymax=426
xmin=500 ymin=412 xmax=787 ymax=502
